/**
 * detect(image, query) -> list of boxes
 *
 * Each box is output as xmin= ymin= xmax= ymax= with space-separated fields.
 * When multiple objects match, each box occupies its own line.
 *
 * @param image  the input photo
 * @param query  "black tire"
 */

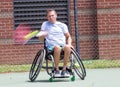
xmin=71 ymin=48 xmax=86 ymax=80
xmin=29 ymin=49 xmax=46 ymax=81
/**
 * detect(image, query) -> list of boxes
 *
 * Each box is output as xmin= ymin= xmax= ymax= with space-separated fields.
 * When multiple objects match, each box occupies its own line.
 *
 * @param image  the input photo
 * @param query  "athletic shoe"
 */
xmin=53 ymin=70 xmax=61 ymax=77
xmin=61 ymin=70 xmax=70 ymax=77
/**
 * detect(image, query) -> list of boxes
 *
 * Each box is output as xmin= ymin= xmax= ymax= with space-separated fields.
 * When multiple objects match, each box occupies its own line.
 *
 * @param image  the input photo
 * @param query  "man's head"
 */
xmin=46 ymin=9 xmax=57 ymax=23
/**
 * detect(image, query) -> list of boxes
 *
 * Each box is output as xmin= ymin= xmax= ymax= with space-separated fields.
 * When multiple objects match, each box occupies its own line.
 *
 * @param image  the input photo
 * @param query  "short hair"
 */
xmin=46 ymin=9 xmax=57 ymax=15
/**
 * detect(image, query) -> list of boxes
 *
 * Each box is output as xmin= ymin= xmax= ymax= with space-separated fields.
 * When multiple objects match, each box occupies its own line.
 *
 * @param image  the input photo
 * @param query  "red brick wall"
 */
xmin=70 ymin=0 xmax=99 ymax=59
xmin=70 ymin=0 xmax=120 ymax=59
xmin=0 ymin=0 xmax=120 ymax=64
xmin=0 ymin=44 xmax=43 ymax=64
xmin=0 ymin=0 xmax=13 ymax=39
xmin=97 ymin=0 xmax=120 ymax=59
xmin=0 ymin=0 xmax=44 ymax=64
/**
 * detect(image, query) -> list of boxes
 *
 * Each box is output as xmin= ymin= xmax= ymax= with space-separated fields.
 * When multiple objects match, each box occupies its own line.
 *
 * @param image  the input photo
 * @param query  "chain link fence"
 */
xmin=0 ymin=0 xmax=120 ymax=73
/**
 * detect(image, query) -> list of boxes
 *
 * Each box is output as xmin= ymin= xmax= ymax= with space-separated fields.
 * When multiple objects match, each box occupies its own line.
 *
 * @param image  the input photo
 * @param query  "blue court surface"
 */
xmin=0 ymin=68 xmax=120 ymax=87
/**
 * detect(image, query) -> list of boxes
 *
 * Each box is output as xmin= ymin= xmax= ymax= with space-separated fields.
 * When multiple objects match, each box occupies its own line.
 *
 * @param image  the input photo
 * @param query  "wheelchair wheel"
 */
xmin=71 ymin=48 xmax=86 ymax=80
xmin=29 ymin=49 xmax=46 ymax=81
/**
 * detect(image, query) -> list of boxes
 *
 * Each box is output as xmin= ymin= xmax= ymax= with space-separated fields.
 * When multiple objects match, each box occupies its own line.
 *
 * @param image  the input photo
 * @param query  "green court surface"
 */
xmin=0 ymin=68 xmax=120 ymax=87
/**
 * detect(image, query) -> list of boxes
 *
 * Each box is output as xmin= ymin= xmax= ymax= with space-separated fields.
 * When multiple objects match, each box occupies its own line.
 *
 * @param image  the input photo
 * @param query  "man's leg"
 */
xmin=54 ymin=45 xmax=61 ymax=70
xmin=62 ymin=45 xmax=71 ymax=70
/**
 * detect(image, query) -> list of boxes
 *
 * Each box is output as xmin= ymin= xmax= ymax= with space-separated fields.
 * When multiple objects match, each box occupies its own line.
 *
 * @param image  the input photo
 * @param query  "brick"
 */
xmin=97 ymin=0 xmax=120 ymax=8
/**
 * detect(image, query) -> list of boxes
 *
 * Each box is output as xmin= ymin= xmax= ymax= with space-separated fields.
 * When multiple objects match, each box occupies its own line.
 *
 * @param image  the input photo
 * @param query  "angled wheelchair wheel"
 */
xmin=71 ymin=48 xmax=86 ymax=80
xmin=29 ymin=49 xmax=46 ymax=81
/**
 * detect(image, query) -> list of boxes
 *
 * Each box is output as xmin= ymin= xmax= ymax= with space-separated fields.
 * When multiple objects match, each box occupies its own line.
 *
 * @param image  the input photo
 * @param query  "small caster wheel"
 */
xmin=49 ymin=77 xmax=54 ymax=82
xmin=71 ymin=76 xmax=75 ymax=81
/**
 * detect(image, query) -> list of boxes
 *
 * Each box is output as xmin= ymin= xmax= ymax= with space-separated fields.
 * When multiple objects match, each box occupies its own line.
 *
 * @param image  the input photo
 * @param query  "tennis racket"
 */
xmin=14 ymin=23 xmax=37 ymax=44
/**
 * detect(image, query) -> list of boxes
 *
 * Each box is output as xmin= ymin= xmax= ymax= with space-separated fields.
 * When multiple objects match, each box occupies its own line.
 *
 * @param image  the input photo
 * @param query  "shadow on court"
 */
xmin=0 ymin=68 xmax=120 ymax=87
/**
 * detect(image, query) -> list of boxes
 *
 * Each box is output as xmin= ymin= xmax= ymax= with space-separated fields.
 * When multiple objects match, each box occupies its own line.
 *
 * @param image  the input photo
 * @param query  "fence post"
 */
xmin=74 ymin=0 xmax=80 ymax=55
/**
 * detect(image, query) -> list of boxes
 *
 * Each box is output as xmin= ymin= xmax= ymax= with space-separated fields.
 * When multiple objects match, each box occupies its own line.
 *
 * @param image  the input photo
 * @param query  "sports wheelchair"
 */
xmin=29 ymin=45 xmax=86 ymax=82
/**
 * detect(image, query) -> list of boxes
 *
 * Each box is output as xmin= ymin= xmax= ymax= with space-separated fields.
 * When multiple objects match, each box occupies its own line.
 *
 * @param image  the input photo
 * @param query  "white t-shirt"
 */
xmin=41 ymin=21 xmax=69 ymax=47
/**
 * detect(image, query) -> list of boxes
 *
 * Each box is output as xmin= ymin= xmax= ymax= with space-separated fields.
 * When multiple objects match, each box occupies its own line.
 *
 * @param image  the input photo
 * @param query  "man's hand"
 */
xmin=36 ymin=31 xmax=48 ymax=41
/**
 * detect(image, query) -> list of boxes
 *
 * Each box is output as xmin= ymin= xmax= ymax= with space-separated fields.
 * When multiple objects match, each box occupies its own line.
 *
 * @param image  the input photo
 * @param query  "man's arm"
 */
xmin=65 ymin=32 xmax=72 ymax=46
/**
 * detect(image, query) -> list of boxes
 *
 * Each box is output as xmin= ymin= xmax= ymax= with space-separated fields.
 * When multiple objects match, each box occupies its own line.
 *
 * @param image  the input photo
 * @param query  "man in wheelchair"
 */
xmin=37 ymin=9 xmax=72 ymax=77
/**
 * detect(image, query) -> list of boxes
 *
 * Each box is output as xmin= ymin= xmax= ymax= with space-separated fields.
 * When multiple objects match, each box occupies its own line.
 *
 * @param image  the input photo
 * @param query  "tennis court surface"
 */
xmin=0 ymin=68 xmax=120 ymax=87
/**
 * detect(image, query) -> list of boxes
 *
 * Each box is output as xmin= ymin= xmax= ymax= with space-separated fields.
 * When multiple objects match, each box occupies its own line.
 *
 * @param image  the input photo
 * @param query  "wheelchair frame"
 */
xmin=29 ymin=47 xmax=86 ymax=82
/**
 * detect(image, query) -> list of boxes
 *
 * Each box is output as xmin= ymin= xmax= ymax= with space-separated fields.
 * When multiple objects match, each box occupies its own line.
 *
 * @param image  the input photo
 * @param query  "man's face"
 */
xmin=47 ymin=11 xmax=57 ymax=23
